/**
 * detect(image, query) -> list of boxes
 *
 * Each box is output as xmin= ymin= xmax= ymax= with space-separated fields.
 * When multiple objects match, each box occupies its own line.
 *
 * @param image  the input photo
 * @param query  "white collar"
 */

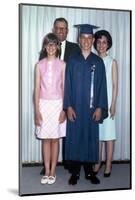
xmin=61 ymin=40 xmax=66 ymax=46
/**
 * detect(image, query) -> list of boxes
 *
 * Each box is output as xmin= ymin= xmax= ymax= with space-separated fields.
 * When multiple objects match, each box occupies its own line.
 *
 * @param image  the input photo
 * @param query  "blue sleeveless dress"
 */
xmin=99 ymin=55 xmax=116 ymax=141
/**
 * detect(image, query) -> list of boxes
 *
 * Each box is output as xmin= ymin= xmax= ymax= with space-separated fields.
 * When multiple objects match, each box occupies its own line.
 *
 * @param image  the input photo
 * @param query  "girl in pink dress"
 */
xmin=34 ymin=33 xmax=66 ymax=184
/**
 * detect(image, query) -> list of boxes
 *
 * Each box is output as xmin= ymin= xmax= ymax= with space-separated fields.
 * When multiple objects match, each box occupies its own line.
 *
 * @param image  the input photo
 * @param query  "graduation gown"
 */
xmin=63 ymin=52 xmax=108 ymax=162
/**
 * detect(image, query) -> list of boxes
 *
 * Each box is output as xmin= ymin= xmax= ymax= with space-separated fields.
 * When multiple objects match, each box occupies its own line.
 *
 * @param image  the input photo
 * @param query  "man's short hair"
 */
xmin=53 ymin=17 xmax=68 ymax=27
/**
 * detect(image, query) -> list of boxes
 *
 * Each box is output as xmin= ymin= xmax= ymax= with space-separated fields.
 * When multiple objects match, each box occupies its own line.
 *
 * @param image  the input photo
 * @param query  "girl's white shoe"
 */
xmin=48 ymin=176 xmax=56 ymax=184
xmin=41 ymin=176 xmax=49 ymax=184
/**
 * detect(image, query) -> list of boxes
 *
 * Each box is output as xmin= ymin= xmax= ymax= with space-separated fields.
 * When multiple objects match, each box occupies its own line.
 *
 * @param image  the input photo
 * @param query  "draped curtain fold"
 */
xmin=20 ymin=5 xmax=130 ymax=163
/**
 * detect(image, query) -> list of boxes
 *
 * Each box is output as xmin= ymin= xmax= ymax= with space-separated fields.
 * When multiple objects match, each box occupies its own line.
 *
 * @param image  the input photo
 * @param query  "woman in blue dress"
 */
xmin=93 ymin=30 xmax=118 ymax=177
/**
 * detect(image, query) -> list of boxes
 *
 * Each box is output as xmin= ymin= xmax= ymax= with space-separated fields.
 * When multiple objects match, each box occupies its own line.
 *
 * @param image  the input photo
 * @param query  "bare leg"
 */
xmin=50 ymin=138 xmax=59 ymax=177
xmin=105 ymin=140 xmax=114 ymax=173
xmin=94 ymin=141 xmax=103 ymax=172
xmin=42 ymin=139 xmax=51 ymax=176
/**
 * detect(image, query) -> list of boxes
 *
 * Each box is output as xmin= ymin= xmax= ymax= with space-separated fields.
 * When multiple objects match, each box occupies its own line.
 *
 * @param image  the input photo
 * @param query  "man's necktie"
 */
xmin=59 ymin=42 xmax=62 ymax=58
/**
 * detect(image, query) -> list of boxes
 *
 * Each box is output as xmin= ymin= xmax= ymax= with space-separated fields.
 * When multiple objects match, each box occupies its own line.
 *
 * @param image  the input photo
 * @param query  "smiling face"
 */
xmin=45 ymin=42 xmax=58 ymax=57
xmin=53 ymin=21 xmax=68 ymax=42
xmin=96 ymin=35 xmax=109 ymax=56
xmin=79 ymin=34 xmax=94 ymax=52
xmin=41 ymin=33 xmax=60 ymax=58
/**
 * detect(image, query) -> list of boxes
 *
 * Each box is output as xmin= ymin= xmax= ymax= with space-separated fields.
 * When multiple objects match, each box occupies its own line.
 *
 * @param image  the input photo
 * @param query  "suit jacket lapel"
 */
xmin=64 ymin=41 xmax=70 ymax=62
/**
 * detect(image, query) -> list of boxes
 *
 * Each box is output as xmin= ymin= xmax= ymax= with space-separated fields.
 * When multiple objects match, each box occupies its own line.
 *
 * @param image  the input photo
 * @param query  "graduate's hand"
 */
xmin=67 ymin=107 xmax=76 ymax=121
xmin=59 ymin=111 xmax=66 ymax=123
xmin=35 ymin=111 xmax=43 ymax=126
xmin=92 ymin=108 xmax=102 ymax=121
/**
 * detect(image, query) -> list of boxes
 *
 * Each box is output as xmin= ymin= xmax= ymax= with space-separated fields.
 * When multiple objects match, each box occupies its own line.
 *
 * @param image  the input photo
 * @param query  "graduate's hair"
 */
xmin=94 ymin=30 xmax=112 ymax=51
xmin=53 ymin=17 xmax=68 ymax=28
xmin=40 ymin=33 xmax=60 ymax=58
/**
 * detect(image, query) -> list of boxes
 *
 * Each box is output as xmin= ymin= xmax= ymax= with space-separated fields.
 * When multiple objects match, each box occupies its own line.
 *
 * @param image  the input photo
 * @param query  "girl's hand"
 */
xmin=59 ymin=111 xmax=66 ymax=123
xmin=35 ymin=111 xmax=43 ymax=126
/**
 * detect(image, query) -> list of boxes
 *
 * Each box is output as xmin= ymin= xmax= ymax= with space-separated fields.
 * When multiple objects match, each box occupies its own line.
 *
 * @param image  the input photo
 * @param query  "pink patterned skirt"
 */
xmin=36 ymin=99 xmax=66 ymax=139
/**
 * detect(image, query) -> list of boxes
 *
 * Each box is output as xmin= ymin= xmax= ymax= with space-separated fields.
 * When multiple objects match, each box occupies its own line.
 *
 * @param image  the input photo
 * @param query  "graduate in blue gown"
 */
xmin=63 ymin=24 xmax=108 ymax=185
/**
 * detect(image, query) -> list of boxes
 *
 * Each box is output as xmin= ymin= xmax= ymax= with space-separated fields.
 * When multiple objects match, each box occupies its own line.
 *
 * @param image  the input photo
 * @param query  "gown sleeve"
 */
xmin=63 ymin=58 xmax=73 ymax=110
xmin=96 ymin=59 xmax=108 ymax=123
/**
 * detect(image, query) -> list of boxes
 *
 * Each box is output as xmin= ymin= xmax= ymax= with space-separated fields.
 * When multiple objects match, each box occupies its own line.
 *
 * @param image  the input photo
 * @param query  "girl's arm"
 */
xmin=61 ymin=62 xmax=66 ymax=98
xmin=34 ymin=64 xmax=42 ymax=125
xmin=110 ymin=60 xmax=118 ymax=119
xmin=59 ymin=62 xmax=66 ymax=123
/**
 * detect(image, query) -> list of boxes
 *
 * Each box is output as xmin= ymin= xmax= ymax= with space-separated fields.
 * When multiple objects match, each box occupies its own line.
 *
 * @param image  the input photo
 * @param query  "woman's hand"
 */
xmin=110 ymin=104 xmax=116 ymax=119
xmin=59 ymin=110 xmax=66 ymax=123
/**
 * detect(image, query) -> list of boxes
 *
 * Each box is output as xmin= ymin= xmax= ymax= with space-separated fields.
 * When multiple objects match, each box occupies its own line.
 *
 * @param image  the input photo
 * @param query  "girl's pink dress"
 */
xmin=35 ymin=58 xmax=66 ymax=139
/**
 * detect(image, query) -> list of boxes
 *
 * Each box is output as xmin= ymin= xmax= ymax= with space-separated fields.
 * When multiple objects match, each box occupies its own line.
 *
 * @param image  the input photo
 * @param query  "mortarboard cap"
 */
xmin=74 ymin=24 xmax=99 ymax=35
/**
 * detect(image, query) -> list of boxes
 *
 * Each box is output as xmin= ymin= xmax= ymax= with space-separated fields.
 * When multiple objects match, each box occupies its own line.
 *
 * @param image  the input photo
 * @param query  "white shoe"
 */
xmin=48 ymin=176 xmax=56 ymax=184
xmin=41 ymin=176 xmax=49 ymax=184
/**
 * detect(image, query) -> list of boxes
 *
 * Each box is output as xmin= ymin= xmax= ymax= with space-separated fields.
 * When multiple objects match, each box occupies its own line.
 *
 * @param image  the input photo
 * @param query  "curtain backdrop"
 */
xmin=20 ymin=4 xmax=130 ymax=163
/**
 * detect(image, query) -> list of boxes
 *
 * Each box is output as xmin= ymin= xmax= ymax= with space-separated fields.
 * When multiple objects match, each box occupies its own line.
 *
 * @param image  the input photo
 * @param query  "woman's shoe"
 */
xmin=104 ymin=172 xmax=111 ymax=177
xmin=104 ymin=165 xmax=112 ymax=177
xmin=41 ymin=175 xmax=49 ymax=184
xmin=93 ymin=162 xmax=102 ymax=175
xmin=93 ymin=170 xmax=99 ymax=175
xmin=48 ymin=175 xmax=56 ymax=184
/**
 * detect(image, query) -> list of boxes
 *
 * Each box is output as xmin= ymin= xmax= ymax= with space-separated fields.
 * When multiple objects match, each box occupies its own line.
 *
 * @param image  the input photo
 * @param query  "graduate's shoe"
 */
xmin=68 ymin=174 xmax=79 ymax=185
xmin=40 ymin=167 xmax=45 ymax=175
xmin=85 ymin=174 xmax=100 ymax=184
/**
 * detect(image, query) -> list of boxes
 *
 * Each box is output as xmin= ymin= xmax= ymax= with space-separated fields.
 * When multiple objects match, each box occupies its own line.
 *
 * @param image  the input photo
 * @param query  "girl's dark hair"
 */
xmin=40 ymin=33 xmax=60 ymax=58
xmin=94 ymin=30 xmax=112 ymax=51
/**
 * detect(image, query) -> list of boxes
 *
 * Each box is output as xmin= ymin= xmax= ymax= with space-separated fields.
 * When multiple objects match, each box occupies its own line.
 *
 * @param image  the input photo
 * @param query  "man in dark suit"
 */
xmin=52 ymin=18 xmax=81 ymax=168
xmin=39 ymin=17 xmax=80 ymax=174
xmin=39 ymin=17 xmax=80 ymax=62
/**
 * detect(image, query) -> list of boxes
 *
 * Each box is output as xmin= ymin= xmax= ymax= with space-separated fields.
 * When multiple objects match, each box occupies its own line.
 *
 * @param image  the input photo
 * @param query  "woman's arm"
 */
xmin=110 ymin=60 xmax=118 ymax=118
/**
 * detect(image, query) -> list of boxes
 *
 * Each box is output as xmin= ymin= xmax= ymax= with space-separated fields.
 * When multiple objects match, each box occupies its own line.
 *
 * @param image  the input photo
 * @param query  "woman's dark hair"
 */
xmin=94 ymin=30 xmax=112 ymax=51
xmin=40 ymin=33 xmax=60 ymax=58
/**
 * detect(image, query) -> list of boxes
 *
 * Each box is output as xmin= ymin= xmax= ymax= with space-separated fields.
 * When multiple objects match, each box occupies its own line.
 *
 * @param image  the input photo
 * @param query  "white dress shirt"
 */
xmin=60 ymin=40 xmax=66 ymax=60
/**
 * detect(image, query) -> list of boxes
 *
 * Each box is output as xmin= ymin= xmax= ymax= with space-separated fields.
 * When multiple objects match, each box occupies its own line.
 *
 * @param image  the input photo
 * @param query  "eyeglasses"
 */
xmin=55 ymin=27 xmax=67 ymax=31
xmin=46 ymin=43 xmax=57 ymax=47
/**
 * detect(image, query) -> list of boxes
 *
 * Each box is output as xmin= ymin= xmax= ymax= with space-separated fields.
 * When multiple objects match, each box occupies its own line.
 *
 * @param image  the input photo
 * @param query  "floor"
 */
xmin=19 ymin=163 xmax=131 ymax=196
